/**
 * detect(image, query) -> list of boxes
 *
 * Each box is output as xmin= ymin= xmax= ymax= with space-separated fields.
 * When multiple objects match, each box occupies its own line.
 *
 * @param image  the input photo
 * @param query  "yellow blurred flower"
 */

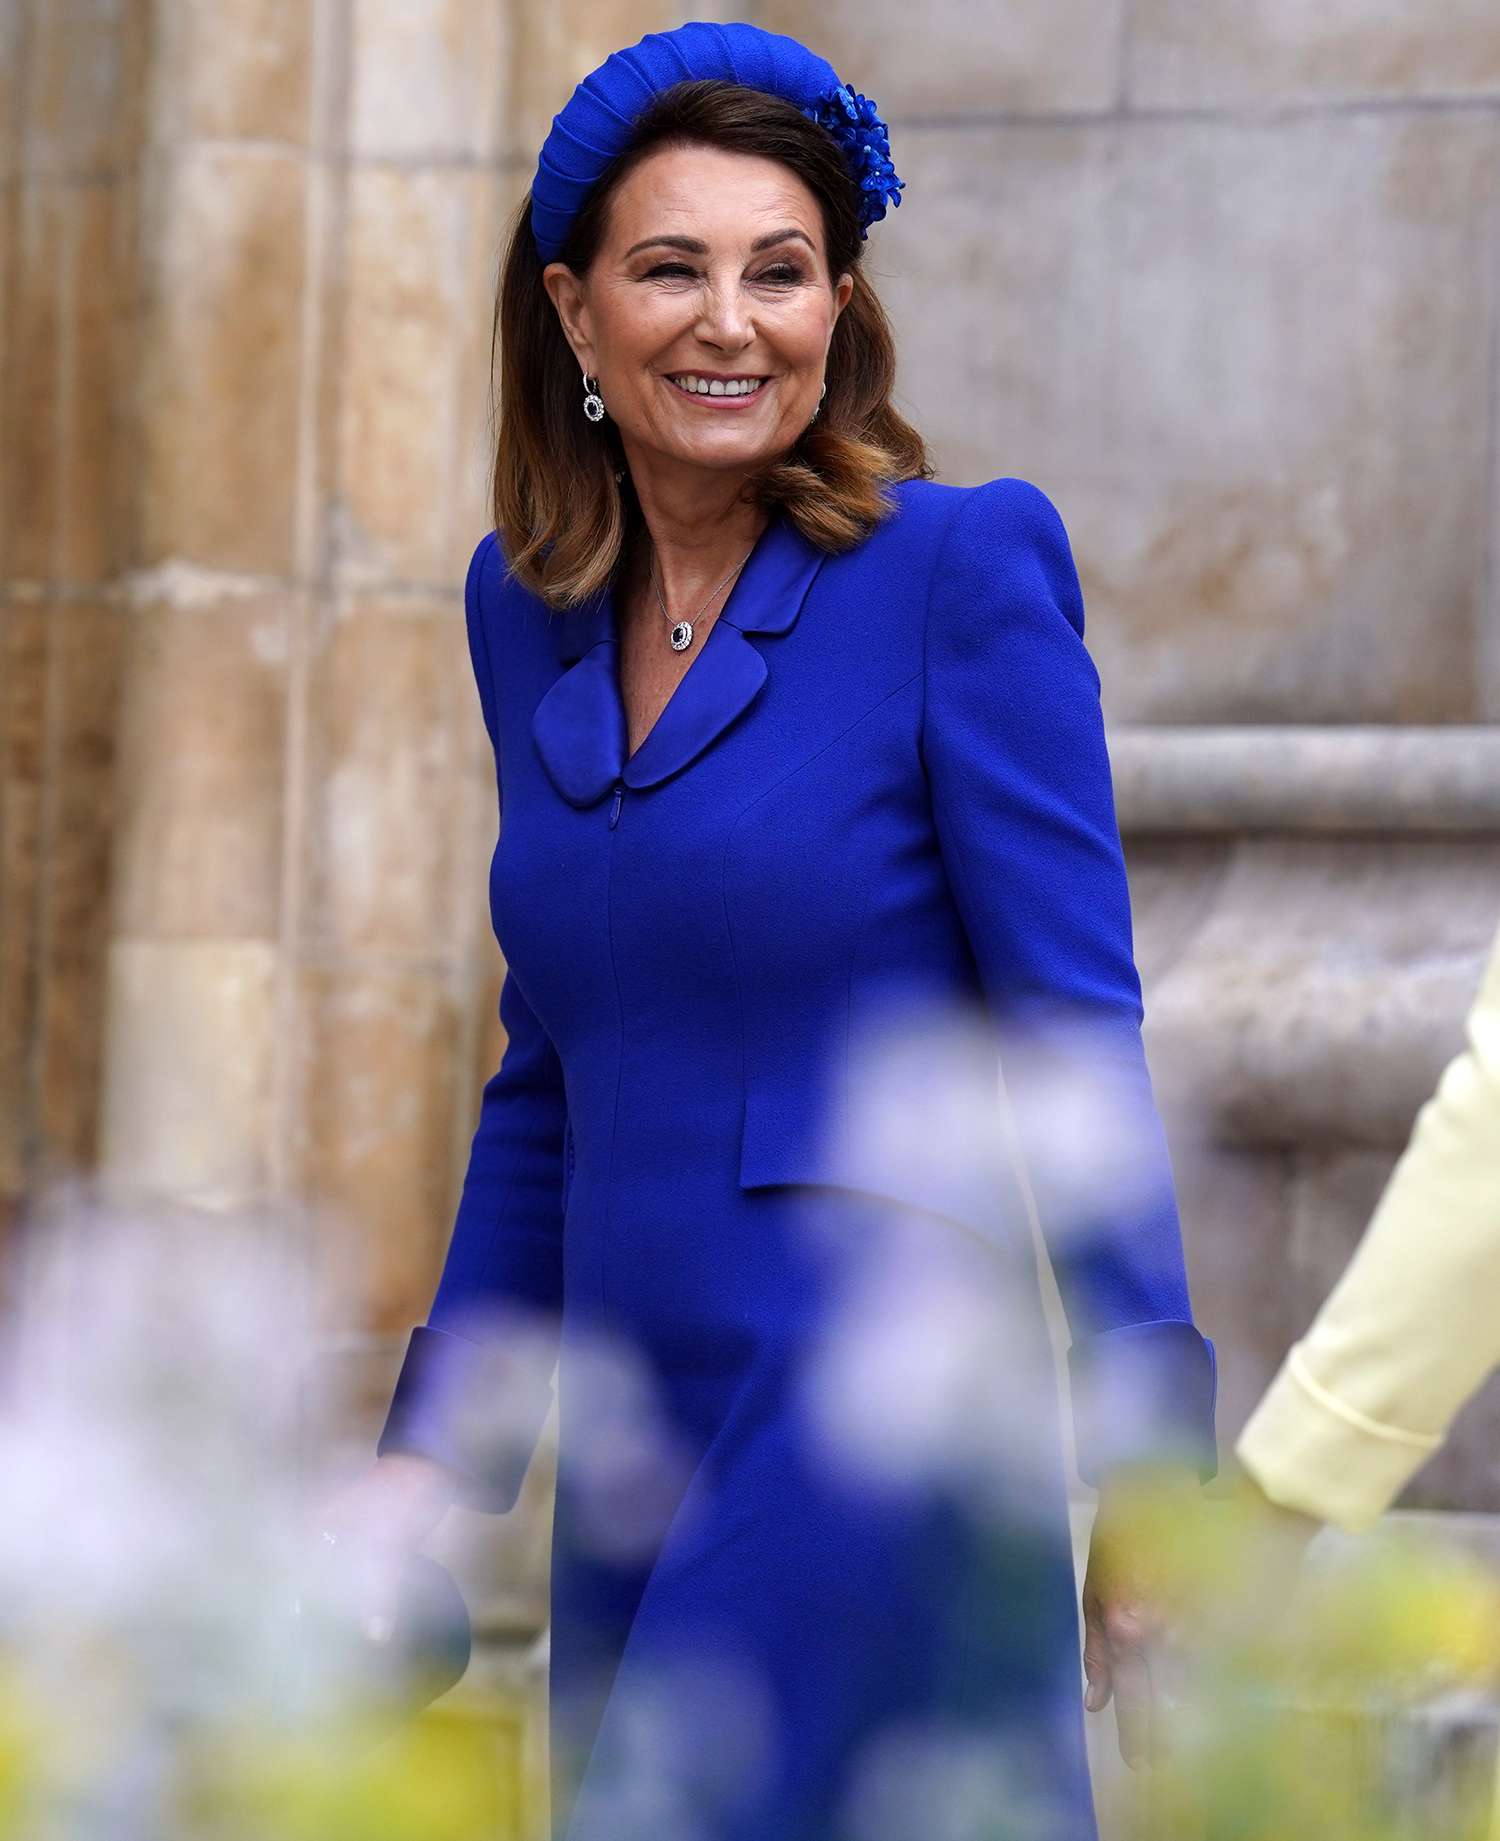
xmin=176 ymin=1702 xmax=525 ymax=1841
xmin=0 ymin=1661 xmax=57 ymax=1837
xmin=1296 ymin=1534 xmax=1500 ymax=1697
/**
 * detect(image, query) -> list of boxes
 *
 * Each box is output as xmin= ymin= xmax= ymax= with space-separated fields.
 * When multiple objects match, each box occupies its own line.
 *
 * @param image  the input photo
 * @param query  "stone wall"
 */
xmin=0 ymin=0 xmax=140 ymax=1269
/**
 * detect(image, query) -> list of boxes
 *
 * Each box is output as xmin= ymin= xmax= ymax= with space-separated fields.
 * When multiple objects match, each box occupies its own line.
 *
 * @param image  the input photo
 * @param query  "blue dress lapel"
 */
xmin=531 ymin=508 xmax=829 ymax=808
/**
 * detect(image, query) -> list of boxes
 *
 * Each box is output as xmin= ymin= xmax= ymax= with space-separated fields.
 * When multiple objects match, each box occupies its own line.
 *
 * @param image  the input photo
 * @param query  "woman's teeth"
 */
xmin=667 ymin=374 xmax=766 ymax=397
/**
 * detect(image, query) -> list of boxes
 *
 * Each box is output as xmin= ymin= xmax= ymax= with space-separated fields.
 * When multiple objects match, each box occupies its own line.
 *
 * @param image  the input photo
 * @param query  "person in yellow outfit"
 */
xmin=1236 ymin=918 xmax=1500 ymax=1831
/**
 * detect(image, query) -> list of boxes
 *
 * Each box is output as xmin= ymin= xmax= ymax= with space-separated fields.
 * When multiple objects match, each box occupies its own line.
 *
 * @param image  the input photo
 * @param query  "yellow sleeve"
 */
xmin=1235 ymin=922 xmax=1500 ymax=1532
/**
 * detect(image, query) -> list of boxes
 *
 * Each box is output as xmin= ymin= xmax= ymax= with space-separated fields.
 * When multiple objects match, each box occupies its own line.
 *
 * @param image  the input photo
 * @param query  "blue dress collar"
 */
xmin=531 ymin=507 xmax=830 ymax=807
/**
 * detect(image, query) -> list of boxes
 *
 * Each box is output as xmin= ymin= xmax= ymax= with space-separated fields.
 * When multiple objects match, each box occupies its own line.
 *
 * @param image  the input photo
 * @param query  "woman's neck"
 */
xmin=622 ymin=460 xmax=769 ymax=612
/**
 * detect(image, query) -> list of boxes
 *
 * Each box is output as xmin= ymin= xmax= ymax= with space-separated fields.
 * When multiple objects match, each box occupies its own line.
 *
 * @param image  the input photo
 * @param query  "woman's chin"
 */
xmin=659 ymin=435 xmax=784 ymax=473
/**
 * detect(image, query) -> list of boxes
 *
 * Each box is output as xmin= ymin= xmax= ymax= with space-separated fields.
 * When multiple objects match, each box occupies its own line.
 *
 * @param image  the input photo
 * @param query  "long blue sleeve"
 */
xmin=920 ymin=477 xmax=1217 ymax=1484
xmin=376 ymin=532 xmax=567 ymax=1513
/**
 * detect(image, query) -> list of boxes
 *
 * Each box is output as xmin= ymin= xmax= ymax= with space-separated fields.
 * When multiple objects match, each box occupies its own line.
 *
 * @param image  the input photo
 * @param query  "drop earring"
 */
xmin=810 ymin=380 xmax=827 ymax=422
xmin=582 ymin=372 xmax=606 ymax=422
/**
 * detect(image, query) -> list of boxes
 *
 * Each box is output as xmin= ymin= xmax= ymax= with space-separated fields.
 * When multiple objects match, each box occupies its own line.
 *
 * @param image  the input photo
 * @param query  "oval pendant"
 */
xmin=670 ymin=620 xmax=694 ymax=652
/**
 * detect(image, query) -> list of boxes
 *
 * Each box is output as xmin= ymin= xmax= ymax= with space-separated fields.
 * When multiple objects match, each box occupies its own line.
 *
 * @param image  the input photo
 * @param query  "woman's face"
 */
xmin=543 ymin=143 xmax=855 ymax=482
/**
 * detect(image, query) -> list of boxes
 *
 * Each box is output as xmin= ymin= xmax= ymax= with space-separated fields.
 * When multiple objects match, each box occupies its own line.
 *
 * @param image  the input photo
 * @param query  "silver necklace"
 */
xmin=649 ymin=543 xmax=754 ymax=652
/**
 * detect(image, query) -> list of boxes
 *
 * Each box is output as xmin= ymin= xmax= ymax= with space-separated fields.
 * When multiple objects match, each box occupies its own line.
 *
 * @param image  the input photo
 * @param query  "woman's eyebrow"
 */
xmin=623 ymin=228 xmax=815 ymax=259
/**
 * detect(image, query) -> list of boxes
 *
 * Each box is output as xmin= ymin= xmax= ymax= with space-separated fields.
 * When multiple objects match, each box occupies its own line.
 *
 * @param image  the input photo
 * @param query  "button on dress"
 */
xmin=377 ymin=476 xmax=1218 ymax=1841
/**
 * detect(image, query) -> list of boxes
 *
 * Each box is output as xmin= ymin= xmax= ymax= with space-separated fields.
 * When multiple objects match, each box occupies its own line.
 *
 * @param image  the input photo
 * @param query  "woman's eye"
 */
xmin=641 ymin=261 xmax=805 ymax=283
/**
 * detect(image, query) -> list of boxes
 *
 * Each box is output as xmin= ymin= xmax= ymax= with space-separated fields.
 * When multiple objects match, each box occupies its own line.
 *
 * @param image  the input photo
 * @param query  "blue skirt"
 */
xmin=544 ymin=1155 xmax=1098 ymax=1841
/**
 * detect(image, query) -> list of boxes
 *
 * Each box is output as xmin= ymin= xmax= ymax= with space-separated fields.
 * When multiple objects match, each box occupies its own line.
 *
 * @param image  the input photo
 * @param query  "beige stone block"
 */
xmin=0 ymin=6 xmax=20 ymax=185
xmin=113 ymin=597 xmax=289 ymax=940
xmin=882 ymin=110 xmax=1500 ymax=721
xmin=98 ymin=937 xmax=279 ymax=1208
xmin=0 ymin=181 xmax=12 ymax=500
xmin=348 ymin=0 xmax=509 ymax=160
xmin=8 ymin=181 xmax=65 ymax=580
xmin=1142 ymin=838 xmax=1500 ymax=1149
xmin=151 ymin=0 xmax=313 ymax=145
xmin=34 ymin=604 xmax=125 ymax=1173
xmin=108 ymin=168 xmax=144 ymax=564
xmin=338 ymin=167 xmax=485 ymax=584
xmin=2 ymin=599 xmax=47 ymax=787
xmin=450 ymin=168 xmax=528 ymax=559
xmin=1130 ymin=0 xmax=1500 ymax=108
xmin=61 ymin=180 xmax=126 ymax=585
xmin=21 ymin=0 xmax=138 ymax=176
xmin=139 ymin=146 xmax=306 ymax=574
xmin=759 ymin=0 xmax=1124 ymax=116
xmin=292 ymin=963 xmax=467 ymax=1334
xmin=5 ymin=176 xmax=129 ymax=585
xmin=307 ymin=164 xmax=347 ymax=593
xmin=0 ymin=603 xmax=46 ymax=1197
xmin=302 ymin=604 xmax=482 ymax=959
xmin=113 ymin=0 xmax=150 ymax=167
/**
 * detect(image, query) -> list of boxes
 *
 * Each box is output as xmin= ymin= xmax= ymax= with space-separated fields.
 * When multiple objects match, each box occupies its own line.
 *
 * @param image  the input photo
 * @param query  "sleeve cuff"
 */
xmin=1067 ymin=1319 xmax=1219 ymax=1486
xmin=376 ymin=1323 xmax=557 ymax=1515
xmin=1235 ymin=1345 xmax=1443 ymax=1533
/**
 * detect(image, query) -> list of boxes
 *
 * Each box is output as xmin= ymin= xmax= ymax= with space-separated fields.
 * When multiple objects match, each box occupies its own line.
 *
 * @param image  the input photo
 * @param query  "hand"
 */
xmin=1080 ymin=1466 xmax=1200 ymax=1770
xmin=307 ymin=1452 xmax=459 ymax=1643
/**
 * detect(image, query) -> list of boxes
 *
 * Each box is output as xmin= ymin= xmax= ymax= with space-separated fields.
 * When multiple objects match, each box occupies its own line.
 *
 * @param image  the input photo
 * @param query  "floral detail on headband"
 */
xmin=803 ymin=81 xmax=905 ymax=236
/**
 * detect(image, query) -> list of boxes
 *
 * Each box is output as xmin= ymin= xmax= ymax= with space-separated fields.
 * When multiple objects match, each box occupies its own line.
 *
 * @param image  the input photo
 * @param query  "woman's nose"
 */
xmin=694 ymin=279 xmax=754 ymax=346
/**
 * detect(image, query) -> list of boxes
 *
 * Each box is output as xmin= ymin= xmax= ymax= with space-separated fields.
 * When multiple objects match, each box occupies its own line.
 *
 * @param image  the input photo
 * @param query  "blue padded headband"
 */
xmin=529 ymin=20 xmax=904 ymax=266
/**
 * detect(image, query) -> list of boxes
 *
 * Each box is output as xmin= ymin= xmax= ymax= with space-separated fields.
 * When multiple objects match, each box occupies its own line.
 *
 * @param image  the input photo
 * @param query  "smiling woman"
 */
xmin=353 ymin=21 xmax=1219 ymax=1841
xmin=490 ymin=68 xmax=929 ymax=612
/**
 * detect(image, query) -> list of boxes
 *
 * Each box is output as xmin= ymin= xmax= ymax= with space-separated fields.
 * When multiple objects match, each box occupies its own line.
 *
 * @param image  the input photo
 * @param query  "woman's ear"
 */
xmin=542 ymin=262 xmax=594 ymax=372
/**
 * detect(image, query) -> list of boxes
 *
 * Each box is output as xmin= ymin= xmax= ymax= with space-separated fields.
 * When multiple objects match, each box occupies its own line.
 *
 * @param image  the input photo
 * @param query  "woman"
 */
xmin=324 ymin=22 xmax=1217 ymax=1841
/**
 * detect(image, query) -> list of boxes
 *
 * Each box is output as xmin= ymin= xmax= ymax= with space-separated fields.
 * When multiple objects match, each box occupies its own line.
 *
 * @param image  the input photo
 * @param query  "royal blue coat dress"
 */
xmin=377 ymin=474 xmax=1218 ymax=1841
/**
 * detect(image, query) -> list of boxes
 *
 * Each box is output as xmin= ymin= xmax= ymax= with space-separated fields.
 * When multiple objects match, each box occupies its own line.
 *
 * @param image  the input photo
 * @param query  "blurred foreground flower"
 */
xmin=0 ymin=1182 xmax=524 ymax=1840
xmin=175 ymin=1706 xmax=508 ymax=1841
xmin=1092 ymin=1473 xmax=1500 ymax=1841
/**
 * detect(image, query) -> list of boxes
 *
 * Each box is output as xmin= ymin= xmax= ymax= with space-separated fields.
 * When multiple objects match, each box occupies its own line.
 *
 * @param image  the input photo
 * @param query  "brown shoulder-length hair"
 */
xmin=489 ymin=78 xmax=933 ymax=609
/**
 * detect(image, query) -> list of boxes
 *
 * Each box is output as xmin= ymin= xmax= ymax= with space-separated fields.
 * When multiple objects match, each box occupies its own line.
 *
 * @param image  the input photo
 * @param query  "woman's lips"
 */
xmin=663 ymin=375 xmax=772 ymax=408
